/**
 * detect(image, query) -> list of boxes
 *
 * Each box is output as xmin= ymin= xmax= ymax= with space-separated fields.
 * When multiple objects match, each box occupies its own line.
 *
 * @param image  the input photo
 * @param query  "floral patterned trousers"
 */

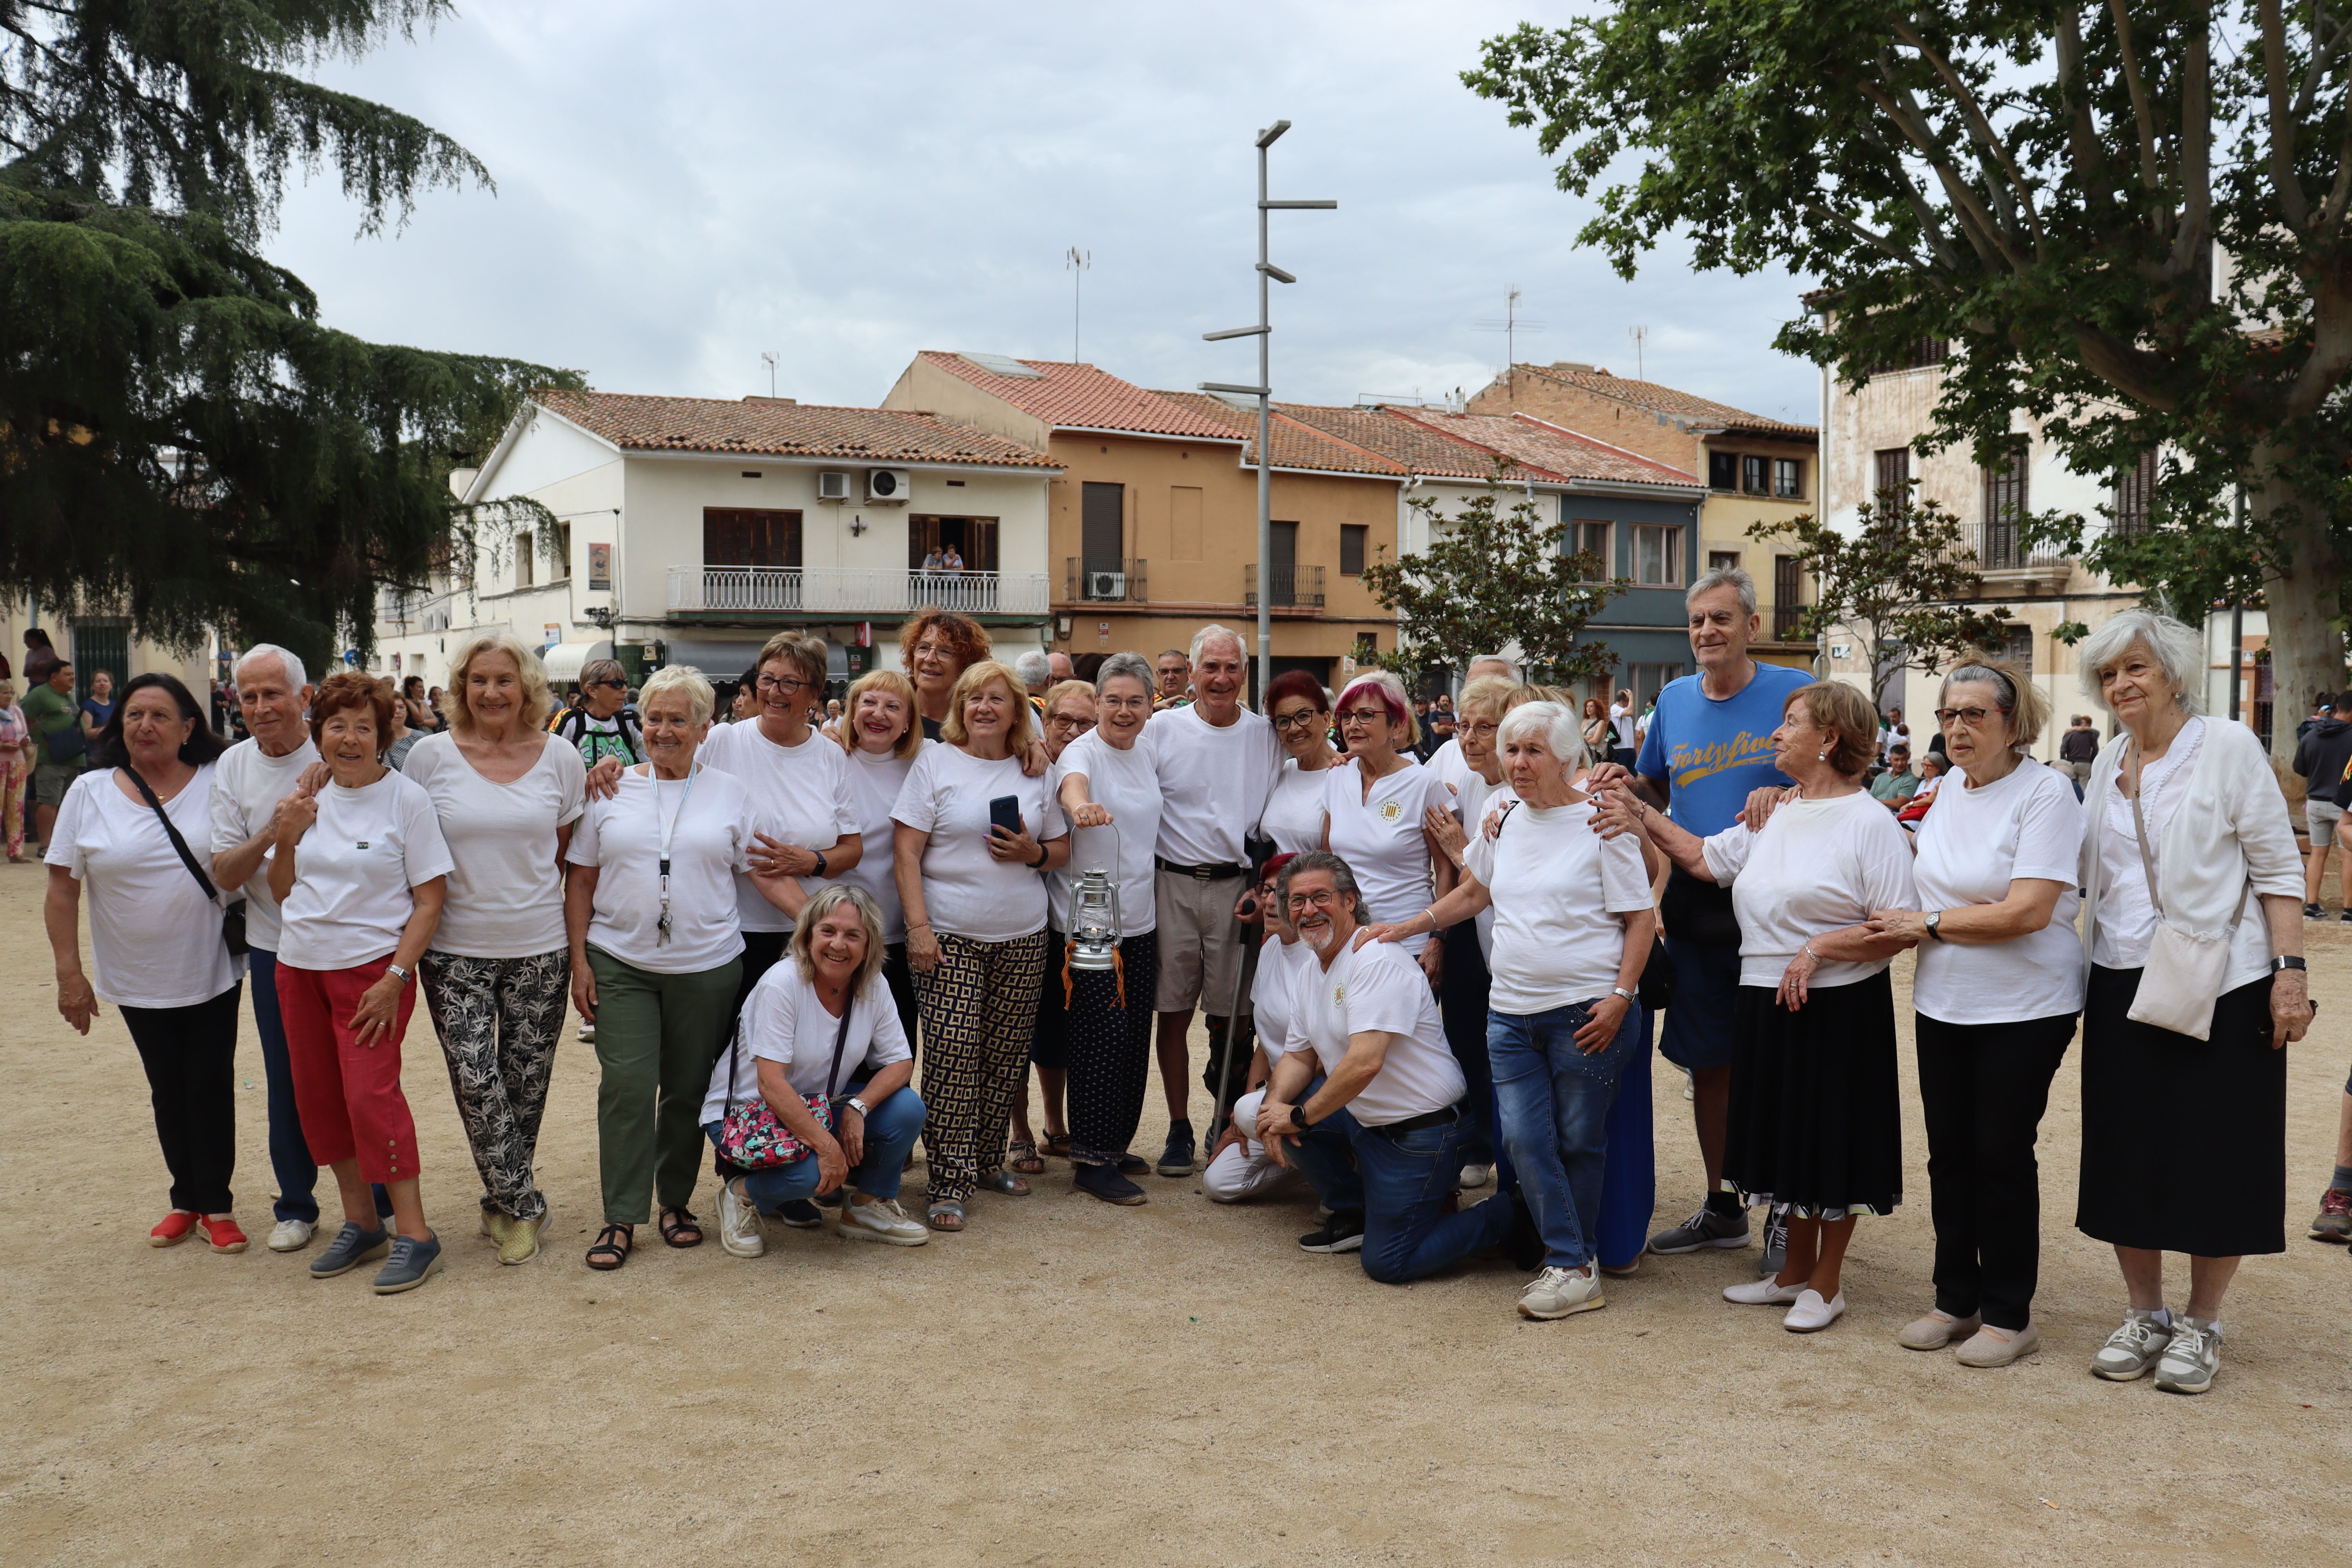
xmin=419 ymin=948 xmax=570 ymax=1223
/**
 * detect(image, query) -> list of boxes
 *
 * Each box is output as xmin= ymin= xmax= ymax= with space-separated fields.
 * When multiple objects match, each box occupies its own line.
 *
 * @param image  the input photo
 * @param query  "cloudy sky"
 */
xmin=272 ymin=0 xmax=1821 ymax=425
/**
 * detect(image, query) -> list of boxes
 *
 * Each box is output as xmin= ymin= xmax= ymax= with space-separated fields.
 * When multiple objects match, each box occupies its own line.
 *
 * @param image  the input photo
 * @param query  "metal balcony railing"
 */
xmin=1772 ymin=604 xmax=1808 ymax=641
xmin=1243 ymin=563 xmax=1325 ymax=609
xmin=669 ymin=566 xmax=1053 ymax=618
xmin=1065 ymin=557 xmax=1148 ymax=603
xmin=1970 ymin=515 xmax=2069 ymax=573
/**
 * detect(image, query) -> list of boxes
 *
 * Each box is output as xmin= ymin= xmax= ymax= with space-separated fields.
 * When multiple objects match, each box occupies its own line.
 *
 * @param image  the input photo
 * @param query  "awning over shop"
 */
xmin=539 ymin=640 xmax=612 ymax=685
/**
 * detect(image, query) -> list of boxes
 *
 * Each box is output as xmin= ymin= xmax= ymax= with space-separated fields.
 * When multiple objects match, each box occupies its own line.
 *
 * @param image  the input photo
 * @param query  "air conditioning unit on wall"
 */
xmin=1089 ymin=571 xmax=1126 ymax=600
xmin=816 ymin=471 xmax=850 ymax=501
xmin=866 ymin=468 xmax=911 ymax=503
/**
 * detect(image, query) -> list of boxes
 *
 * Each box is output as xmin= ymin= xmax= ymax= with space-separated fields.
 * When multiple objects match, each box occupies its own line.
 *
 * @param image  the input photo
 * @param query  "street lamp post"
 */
xmin=1201 ymin=118 xmax=1334 ymax=700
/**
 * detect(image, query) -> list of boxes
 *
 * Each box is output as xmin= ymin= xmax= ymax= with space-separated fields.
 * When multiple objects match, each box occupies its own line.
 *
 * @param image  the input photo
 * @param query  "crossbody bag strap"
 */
xmin=2123 ymin=740 xmax=2163 ymax=917
xmin=825 ymin=992 xmax=855 ymax=1100
xmin=123 ymin=764 xmax=221 ymax=905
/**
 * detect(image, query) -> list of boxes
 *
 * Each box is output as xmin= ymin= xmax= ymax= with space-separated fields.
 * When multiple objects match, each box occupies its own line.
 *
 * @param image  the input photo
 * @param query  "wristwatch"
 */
xmin=1610 ymin=987 xmax=1639 ymax=1005
xmin=385 ymin=964 xmax=412 ymax=985
xmin=1924 ymin=910 xmax=1944 ymax=941
xmin=1289 ymin=1103 xmax=1312 ymax=1131
xmin=811 ymin=850 xmax=828 ymax=878
xmin=843 ymin=1096 xmax=871 ymax=1117
xmin=2271 ymin=955 xmax=2307 ymax=973
xmin=1029 ymin=843 xmax=1050 ymax=868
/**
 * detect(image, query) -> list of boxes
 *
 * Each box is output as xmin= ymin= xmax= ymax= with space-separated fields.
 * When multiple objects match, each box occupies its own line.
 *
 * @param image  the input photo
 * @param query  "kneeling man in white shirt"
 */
xmin=1256 ymin=851 xmax=1523 ymax=1276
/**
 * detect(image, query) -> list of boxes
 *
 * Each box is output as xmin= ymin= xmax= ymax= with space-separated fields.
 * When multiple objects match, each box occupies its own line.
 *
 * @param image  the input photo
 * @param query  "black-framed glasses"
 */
xmin=756 ymin=675 xmax=812 ymax=695
xmin=1459 ymin=720 xmax=1498 ymax=738
xmin=1271 ymin=709 xmax=1328 ymax=731
xmin=1047 ymin=713 xmax=1096 ymax=732
xmin=1934 ymin=705 xmax=2008 ymax=727
xmin=1336 ymin=708 xmax=1387 ymax=727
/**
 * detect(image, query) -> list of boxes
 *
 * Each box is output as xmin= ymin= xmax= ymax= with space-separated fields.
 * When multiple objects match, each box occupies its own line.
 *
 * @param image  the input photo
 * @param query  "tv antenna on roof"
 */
xmin=1474 ymin=287 xmax=1546 ymax=400
xmin=1065 ymin=248 xmax=1091 ymax=362
xmin=760 ymin=350 xmax=778 ymax=397
xmin=1628 ymin=325 xmax=1649 ymax=380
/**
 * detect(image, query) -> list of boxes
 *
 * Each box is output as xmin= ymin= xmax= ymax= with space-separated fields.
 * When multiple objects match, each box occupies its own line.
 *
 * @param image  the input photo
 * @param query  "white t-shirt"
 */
xmin=207 ymin=735 xmax=319 ymax=953
xmin=1252 ymin=932 xmax=1314 ymax=1057
xmin=1609 ymin=703 xmax=1633 ymax=750
xmin=891 ymin=743 xmax=1066 ymax=942
xmin=1911 ymin=759 xmax=2086 ymax=1024
xmin=1049 ymin=728 xmax=1162 ymax=935
xmin=1321 ymin=757 xmax=1450 ymax=955
xmin=841 ymin=744 xmax=918 ymax=944
xmin=1423 ymin=737 xmax=1473 ymax=798
xmin=399 ymin=731 xmax=586 ymax=958
xmin=698 ymin=717 xmax=861 ymax=933
xmin=1145 ymin=703 xmax=1281 ymax=867
xmin=1445 ymin=768 xmax=1514 ymax=959
xmin=1294 ymin=937 xmax=1465 ymax=1126
xmin=1701 ymin=788 xmax=1918 ymax=988
xmin=1260 ymin=757 xmax=1335 ymax=858
xmin=699 ymin=962 xmax=913 ymax=1125
xmin=273 ymin=770 xmax=456 ymax=972
xmin=49 ymin=767 xmax=242 ymax=1008
xmin=568 ymin=765 xmax=767 ymax=973
xmin=1464 ymin=797 xmax=1653 ymax=1013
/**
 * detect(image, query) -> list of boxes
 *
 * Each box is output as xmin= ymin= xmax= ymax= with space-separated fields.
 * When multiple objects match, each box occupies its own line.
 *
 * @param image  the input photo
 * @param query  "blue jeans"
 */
xmin=1490 ymin=1000 xmax=1641 ymax=1269
xmin=1288 ymin=1085 xmax=1515 ymax=1285
xmin=702 ymin=1084 xmax=926 ymax=1210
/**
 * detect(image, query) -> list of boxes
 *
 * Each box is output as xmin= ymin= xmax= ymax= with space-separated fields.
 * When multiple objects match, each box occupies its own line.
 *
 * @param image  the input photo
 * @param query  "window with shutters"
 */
xmin=1980 ymin=445 xmax=2028 ymax=568
xmin=1773 ymin=554 xmax=1804 ymax=640
xmin=704 ymin=508 xmax=802 ymax=568
xmin=514 ymin=530 xmax=534 ymax=588
xmin=1873 ymin=448 xmax=1911 ymax=514
xmin=1339 ymin=523 xmax=1367 ymax=576
xmin=2112 ymin=450 xmax=2158 ymax=537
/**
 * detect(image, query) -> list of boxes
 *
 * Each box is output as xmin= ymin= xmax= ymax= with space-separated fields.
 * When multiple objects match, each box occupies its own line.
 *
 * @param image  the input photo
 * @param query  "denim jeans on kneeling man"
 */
xmin=702 ymin=1085 xmax=926 ymax=1211
xmin=1287 ymin=1082 xmax=1515 ymax=1284
xmin=1489 ymin=1000 xmax=1640 ymax=1270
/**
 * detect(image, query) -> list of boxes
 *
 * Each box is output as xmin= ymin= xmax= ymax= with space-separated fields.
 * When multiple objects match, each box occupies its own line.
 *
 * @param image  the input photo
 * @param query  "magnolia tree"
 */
xmin=1470 ymin=2 xmax=2352 ymax=759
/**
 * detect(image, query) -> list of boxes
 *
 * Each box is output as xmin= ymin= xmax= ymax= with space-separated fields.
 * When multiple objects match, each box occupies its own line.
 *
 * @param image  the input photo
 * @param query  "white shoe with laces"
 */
xmin=1517 ymin=1264 xmax=1604 ymax=1319
xmin=2091 ymin=1309 xmax=2173 ymax=1381
xmin=717 ymin=1177 xmax=765 ymax=1258
xmin=838 ymin=1197 xmax=931 ymax=1247
xmin=266 ymin=1218 xmax=315 ymax=1253
xmin=2152 ymin=1317 xmax=2221 ymax=1394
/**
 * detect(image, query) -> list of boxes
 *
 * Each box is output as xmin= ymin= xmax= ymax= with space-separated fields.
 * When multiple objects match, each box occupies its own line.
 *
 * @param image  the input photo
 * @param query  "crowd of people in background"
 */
xmin=25 ymin=575 xmax=2344 ymax=1397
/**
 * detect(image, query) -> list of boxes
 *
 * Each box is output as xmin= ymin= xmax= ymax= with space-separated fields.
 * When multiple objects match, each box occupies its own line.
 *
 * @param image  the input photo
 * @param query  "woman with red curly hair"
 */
xmin=269 ymin=671 xmax=455 ymax=1294
xmin=897 ymin=610 xmax=992 ymax=741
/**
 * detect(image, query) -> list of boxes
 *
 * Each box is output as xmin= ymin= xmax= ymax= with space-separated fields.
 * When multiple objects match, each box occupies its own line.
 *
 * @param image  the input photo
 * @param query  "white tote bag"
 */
xmin=2120 ymin=742 xmax=2240 ymax=1042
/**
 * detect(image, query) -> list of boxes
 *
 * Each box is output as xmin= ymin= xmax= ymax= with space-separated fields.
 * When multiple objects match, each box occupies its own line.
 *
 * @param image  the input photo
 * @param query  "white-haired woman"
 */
xmin=1322 ymin=670 xmax=1454 ymax=985
xmin=1598 ymin=681 xmax=1915 ymax=1334
xmin=835 ymin=668 xmax=926 ymax=1044
xmin=401 ymin=630 xmax=586 ymax=1265
xmin=1052 ymin=650 xmax=1164 ymax=1204
xmin=565 ymin=666 xmax=797 ymax=1270
xmin=700 ymin=884 xmax=929 ymax=1254
xmin=2067 ymin=610 xmax=2308 ymax=1394
xmin=1861 ymin=661 xmax=2084 ymax=1368
xmin=893 ymin=659 xmax=1069 ymax=1230
xmin=1368 ymin=702 xmax=1655 ymax=1320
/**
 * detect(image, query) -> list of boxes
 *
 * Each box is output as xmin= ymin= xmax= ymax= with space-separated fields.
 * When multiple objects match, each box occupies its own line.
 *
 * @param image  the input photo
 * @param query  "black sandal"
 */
xmin=658 ymin=1206 xmax=703 ymax=1248
xmin=586 ymin=1223 xmax=632 ymax=1270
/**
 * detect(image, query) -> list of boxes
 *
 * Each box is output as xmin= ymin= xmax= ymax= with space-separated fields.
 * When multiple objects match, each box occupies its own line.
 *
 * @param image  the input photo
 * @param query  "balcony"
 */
xmin=1065 ymin=557 xmax=1148 ymax=603
xmin=1243 ymin=563 xmax=1325 ymax=610
xmin=668 ymin=565 xmax=1053 ymax=620
xmin=1772 ymin=604 xmax=1809 ymax=642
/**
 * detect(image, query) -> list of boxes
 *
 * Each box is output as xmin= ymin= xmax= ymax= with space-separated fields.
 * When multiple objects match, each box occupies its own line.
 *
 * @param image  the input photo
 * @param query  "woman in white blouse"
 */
xmin=401 ymin=631 xmax=586 ymax=1267
xmin=2064 ymin=610 xmax=2308 ymax=1396
xmin=269 ymin=672 xmax=454 ymax=1293
xmin=46 ymin=675 xmax=247 ymax=1253
xmin=565 ymin=666 xmax=796 ymax=1271
xmin=1369 ymin=702 xmax=1655 ymax=1321
xmin=1052 ymin=652 xmax=1166 ymax=1204
xmin=1321 ymin=670 xmax=1454 ymax=984
xmin=1862 ymin=662 xmax=2084 ymax=1369
xmin=1258 ymin=669 xmax=1339 ymax=857
xmin=1599 ymin=679 xmax=1914 ymax=1334
xmin=893 ymin=659 xmax=1069 ymax=1231
xmin=834 ymin=668 xmax=926 ymax=1043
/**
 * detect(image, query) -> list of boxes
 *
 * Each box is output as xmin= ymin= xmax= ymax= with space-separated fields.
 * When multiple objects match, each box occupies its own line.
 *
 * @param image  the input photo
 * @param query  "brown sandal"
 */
xmin=657 ymin=1206 xmax=703 ymax=1248
xmin=586 ymin=1223 xmax=633 ymax=1270
xmin=1041 ymin=1132 xmax=1072 ymax=1160
xmin=1006 ymin=1138 xmax=1045 ymax=1176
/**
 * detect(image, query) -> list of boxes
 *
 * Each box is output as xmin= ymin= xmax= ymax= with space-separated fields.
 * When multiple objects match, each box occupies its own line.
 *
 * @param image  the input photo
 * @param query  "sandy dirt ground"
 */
xmin=4 ymin=851 xmax=2350 ymax=1568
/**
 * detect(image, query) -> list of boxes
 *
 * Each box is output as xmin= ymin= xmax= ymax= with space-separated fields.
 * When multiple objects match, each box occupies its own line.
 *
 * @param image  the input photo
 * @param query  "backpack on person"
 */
xmin=552 ymin=704 xmax=644 ymax=768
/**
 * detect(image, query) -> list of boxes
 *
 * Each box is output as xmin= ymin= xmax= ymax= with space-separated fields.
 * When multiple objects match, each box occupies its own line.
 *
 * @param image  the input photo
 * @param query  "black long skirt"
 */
xmin=2076 ymin=966 xmax=2286 ymax=1258
xmin=1722 ymin=969 xmax=1903 ymax=1217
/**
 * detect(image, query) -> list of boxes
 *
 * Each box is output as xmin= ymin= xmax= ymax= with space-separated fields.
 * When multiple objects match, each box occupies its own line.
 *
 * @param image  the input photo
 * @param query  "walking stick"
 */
xmin=1203 ymin=838 xmax=1272 ymax=1152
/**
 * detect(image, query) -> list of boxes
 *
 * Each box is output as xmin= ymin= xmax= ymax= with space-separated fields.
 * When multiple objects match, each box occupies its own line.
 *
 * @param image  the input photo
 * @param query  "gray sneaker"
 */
xmin=1760 ymin=1207 xmax=1788 ymax=1276
xmin=1517 ymin=1264 xmax=1605 ymax=1320
xmin=1647 ymin=1205 xmax=1750 ymax=1255
xmin=2152 ymin=1318 xmax=2222 ymax=1394
xmin=370 ymin=1232 xmax=443 ymax=1294
xmin=2091 ymin=1309 xmax=2174 ymax=1381
xmin=309 ymin=1221 xmax=391 ymax=1279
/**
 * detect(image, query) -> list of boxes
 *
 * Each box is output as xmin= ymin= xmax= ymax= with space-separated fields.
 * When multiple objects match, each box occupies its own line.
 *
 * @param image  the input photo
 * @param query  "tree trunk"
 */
xmin=2256 ymin=451 xmax=2348 ymax=765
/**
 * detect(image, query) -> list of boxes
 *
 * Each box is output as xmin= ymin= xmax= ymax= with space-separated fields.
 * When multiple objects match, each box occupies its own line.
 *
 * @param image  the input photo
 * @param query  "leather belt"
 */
xmin=1155 ymin=856 xmax=1246 ymax=882
xmin=1370 ymin=1100 xmax=1465 ymax=1138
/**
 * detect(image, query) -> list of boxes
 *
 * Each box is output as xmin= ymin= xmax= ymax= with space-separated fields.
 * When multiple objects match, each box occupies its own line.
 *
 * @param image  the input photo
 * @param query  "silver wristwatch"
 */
xmin=1610 ymin=986 xmax=1638 ymax=1005
xmin=843 ymin=1096 xmax=871 ymax=1118
xmin=1924 ymin=910 xmax=1944 ymax=941
xmin=385 ymin=964 xmax=413 ymax=985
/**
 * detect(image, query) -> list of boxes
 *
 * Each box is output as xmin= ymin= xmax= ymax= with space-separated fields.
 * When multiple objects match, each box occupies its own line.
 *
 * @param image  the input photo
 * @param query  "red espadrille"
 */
xmin=149 ymin=1210 xmax=200 ymax=1247
xmin=197 ymin=1215 xmax=249 ymax=1254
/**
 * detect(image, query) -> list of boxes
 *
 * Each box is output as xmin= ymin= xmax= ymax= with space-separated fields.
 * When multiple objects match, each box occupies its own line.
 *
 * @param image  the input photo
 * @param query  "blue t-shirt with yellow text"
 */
xmin=1635 ymin=663 xmax=1813 ymax=835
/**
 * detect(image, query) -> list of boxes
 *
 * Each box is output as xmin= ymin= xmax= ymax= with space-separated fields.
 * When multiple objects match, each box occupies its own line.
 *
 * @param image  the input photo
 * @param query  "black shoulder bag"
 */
xmin=123 ymin=765 xmax=248 ymax=957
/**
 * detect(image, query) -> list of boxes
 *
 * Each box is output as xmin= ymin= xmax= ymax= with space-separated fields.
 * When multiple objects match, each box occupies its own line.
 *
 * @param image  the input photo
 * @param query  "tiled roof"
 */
xmin=1152 ymin=392 xmax=1408 ymax=477
xmin=532 ymin=390 xmax=1057 ymax=467
xmin=1513 ymin=363 xmax=1818 ymax=438
xmin=917 ymin=352 xmax=1240 ymax=441
xmin=1398 ymin=409 xmax=1704 ymax=489
xmin=1275 ymin=405 xmax=1506 ymax=480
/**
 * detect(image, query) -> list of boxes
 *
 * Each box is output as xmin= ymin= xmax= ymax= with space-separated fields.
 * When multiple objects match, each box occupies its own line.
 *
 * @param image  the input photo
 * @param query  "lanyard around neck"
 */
xmin=653 ymin=766 xmax=695 ymax=942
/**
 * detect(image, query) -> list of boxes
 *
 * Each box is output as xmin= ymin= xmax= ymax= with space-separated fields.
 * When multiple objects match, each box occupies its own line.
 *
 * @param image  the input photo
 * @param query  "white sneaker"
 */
xmin=1783 ymin=1288 xmax=1846 ymax=1332
xmin=838 ymin=1197 xmax=931 ymax=1247
xmin=577 ymin=1022 xmax=595 ymax=1043
xmin=717 ymin=1177 xmax=764 ymax=1258
xmin=2152 ymin=1318 xmax=2221 ymax=1394
xmin=1459 ymin=1163 xmax=1494 ymax=1190
xmin=2091 ymin=1309 xmax=2173 ymax=1381
xmin=266 ymin=1217 xmax=315 ymax=1253
xmin=1724 ymin=1276 xmax=1807 ymax=1305
xmin=1517 ymin=1264 xmax=1604 ymax=1319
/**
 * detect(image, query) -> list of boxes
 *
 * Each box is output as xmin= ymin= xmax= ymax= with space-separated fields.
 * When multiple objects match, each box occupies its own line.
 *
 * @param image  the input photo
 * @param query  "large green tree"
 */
xmin=0 ymin=1 xmax=576 ymax=671
xmin=1468 ymin=3 xmax=2352 ymax=759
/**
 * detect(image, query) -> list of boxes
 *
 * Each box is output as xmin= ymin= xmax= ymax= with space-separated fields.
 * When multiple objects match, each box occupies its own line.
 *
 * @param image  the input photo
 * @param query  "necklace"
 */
xmin=653 ymin=765 xmax=696 ymax=943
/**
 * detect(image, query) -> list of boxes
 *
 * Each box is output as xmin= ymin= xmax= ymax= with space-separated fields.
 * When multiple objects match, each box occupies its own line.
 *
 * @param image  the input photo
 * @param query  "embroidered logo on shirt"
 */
xmin=1332 ymin=982 xmax=1346 ymax=1005
xmin=356 ymin=840 xmax=370 ymax=849
xmin=1377 ymin=799 xmax=1403 ymax=822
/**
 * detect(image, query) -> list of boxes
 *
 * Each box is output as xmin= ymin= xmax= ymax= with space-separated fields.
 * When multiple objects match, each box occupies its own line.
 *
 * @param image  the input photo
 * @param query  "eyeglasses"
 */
xmin=1047 ymin=713 xmax=1096 ymax=733
xmin=1287 ymin=888 xmax=1340 ymax=911
xmin=911 ymin=642 xmax=955 ymax=662
xmin=1336 ymin=708 xmax=1387 ymax=727
xmin=756 ymin=675 xmax=812 ymax=695
xmin=590 ymin=678 xmax=627 ymax=691
xmin=1271 ymin=709 xmax=1327 ymax=731
xmin=1459 ymin=720 xmax=1497 ymax=738
xmin=1098 ymin=694 xmax=1149 ymax=712
xmin=1934 ymin=705 xmax=2009 ymax=728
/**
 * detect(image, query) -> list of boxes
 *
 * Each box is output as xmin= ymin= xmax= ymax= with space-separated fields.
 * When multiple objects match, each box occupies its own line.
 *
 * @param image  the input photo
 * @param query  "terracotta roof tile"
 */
xmin=1397 ymin=409 xmax=1704 ymax=489
xmin=1512 ymin=363 xmax=1818 ymax=438
xmin=918 ymin=352 xmax=1240 ymax=440
xmin=1152 ymin=392 xmax=1407 ymax=476
xmin=533 ymin=389 xmax=1056 ymax=468
xmin=1274 ymin=405 xmax=1506 ymax=480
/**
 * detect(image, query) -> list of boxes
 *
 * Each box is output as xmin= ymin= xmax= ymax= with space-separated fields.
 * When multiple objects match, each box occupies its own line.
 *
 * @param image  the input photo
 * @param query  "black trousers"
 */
xmin=1438 ymin=920 xmax=1496 ymax=1165
xmin=882 ymin=942 xmax=919 ymax=1057
xmin=732 ymin=929 xmax=792 ymax=1020
xmin=121 ymin=982 xmax=244 ymax=1215
xmin=1914 ymin=1009 xmax=2077 ymax=1330
xmin=1065 ymin=932 xmax=1160 ymax=1165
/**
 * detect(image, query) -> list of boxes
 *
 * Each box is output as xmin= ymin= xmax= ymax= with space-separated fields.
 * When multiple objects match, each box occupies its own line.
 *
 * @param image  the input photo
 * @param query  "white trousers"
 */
xmin=1202 ymin=1089 xmax=1308 ymax=1203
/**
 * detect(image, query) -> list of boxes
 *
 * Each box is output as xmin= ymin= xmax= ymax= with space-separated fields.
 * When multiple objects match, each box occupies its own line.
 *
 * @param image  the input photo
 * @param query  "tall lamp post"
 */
xmin=1201 ymin=119 xmax=1335 ymax=700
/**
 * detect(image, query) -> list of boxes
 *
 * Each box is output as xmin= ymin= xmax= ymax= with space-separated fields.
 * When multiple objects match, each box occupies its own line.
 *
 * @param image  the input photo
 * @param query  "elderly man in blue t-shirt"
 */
xmin=1588 ymin=566 xmax=1811 ymax=1268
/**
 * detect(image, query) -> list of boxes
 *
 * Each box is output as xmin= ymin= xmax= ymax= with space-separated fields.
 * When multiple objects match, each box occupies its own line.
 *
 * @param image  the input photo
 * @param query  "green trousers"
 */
xmin=588 ymin=947 xmax=742 ymax=1225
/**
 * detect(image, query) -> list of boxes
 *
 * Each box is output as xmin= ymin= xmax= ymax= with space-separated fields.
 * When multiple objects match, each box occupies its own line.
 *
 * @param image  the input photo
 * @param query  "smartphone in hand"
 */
xmin=988 ymin=794 xmax=1024 ymax=839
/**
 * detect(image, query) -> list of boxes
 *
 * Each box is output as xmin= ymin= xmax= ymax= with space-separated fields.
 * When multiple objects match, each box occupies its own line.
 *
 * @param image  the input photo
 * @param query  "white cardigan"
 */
xmin=2076 ymin=715 xmax=2303 ymax=993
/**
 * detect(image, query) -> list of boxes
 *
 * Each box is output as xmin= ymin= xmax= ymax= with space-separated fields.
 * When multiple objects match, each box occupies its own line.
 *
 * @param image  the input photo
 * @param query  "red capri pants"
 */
xmin=276 ymin=955 xmax=422 ymax=1185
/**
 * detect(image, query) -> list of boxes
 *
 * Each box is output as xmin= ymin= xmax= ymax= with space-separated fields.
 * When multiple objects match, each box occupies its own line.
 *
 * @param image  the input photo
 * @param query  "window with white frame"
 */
xmin=1634 ymin=524 xmax=1684 ymax=587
